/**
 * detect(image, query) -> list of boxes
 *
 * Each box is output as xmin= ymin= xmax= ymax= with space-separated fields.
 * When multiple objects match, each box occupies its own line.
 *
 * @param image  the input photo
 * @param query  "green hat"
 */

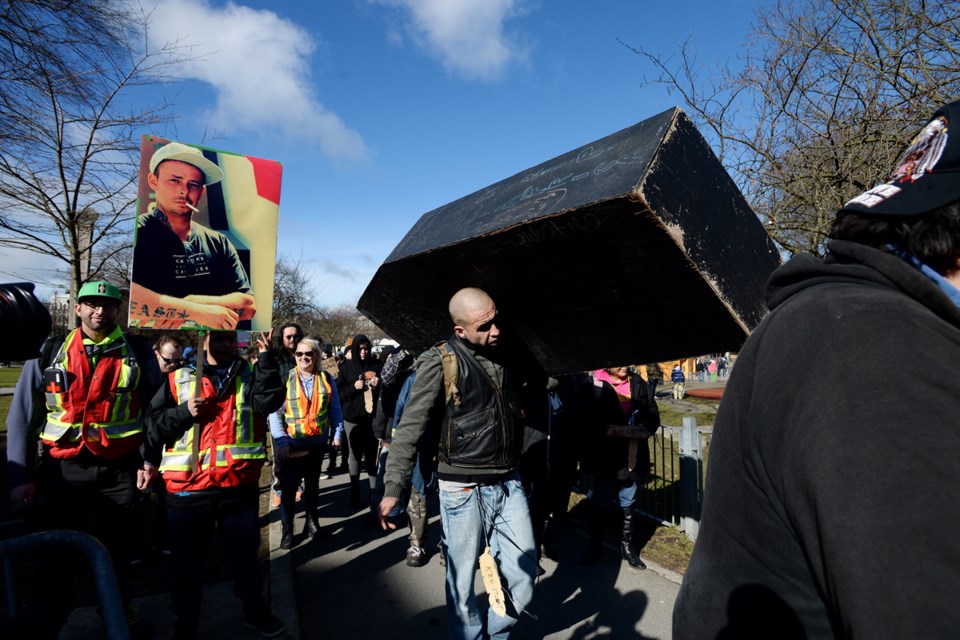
xmin=77 ymin=280 xmax=122 ymax=302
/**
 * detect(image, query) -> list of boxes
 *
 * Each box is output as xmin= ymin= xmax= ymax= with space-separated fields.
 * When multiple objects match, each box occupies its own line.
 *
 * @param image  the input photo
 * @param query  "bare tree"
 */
xmin=312 ymin=305 xmax=384 ymax=350
xmin=272 ymin=255 xmax=322 ymax=330
xmin=0 ymin=1 xmax=190 ymax=305
xmin=624 ymin=0 xmax=960 ymax=255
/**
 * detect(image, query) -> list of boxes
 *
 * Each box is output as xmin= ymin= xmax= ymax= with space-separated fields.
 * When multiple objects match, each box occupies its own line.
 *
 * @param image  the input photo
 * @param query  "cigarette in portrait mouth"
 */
xmin=184 ymin=201 xmax=199 ymax=213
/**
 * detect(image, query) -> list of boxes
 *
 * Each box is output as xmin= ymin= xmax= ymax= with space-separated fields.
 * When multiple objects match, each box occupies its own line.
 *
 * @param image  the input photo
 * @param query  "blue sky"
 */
xmin=13 ymin=0 xmax=767 ymax=307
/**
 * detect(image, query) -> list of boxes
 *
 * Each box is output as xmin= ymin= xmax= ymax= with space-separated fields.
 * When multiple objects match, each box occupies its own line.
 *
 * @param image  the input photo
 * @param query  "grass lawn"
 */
xmin=0 ymin=395 xmax=10 ymax=430
xmin=0 ymin=367 xmax=21 ymax=437
xmin=658 ymin=396 xmax=718 ymax=427
xmin=0 ymin=367 xmax=22 ymax=388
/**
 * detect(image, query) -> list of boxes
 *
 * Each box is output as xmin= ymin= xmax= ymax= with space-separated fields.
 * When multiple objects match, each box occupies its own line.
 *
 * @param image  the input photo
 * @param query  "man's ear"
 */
xmin=453 ymin=325 xmax=466 ymax=338
xmin=147 ymin=171 xmax=158 ymax=191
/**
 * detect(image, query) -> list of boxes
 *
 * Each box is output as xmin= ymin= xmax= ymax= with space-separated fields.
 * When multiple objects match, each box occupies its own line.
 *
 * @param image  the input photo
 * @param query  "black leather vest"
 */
xmin=437 ymin=336 xmax=524 ymax=469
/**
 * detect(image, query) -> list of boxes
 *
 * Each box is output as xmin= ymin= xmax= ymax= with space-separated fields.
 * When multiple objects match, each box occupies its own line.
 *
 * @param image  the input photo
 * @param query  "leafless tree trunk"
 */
xmin=623 ymin=0 xmax=960 ymax=255
xmin=272 ymin=255 xmax=323 ymax=330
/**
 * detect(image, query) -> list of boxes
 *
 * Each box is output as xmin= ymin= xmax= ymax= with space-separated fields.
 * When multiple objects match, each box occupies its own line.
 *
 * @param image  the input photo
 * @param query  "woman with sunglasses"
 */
xmin=269 ymin=337 xmax=343 ymax=549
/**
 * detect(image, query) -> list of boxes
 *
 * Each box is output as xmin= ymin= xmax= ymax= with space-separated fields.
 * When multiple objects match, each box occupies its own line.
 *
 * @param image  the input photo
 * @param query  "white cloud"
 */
xmin=372 ymin=0 xmax=529 ymax=80
xmin=141 ymin=0 xmax=368 ymax=161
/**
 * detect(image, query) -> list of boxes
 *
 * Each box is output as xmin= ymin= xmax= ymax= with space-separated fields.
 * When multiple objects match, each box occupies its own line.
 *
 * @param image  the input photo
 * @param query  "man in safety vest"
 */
xmin=5 ymin=279 xmax=161 ymax=636
xmin=144 ymin=330 xmax=285 ymax=639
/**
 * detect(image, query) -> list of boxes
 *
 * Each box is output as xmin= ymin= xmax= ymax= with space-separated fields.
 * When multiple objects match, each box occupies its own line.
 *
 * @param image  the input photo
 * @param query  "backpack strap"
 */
xmin=437 ymin=342 xmax=461 ymax=407
xmin=40 ymin=334 xmax=66 ymax=371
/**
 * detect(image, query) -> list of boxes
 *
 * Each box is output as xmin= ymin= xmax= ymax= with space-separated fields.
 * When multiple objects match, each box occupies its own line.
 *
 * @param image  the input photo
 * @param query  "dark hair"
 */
xmin=280 ymin=323 xmax=303 ymax=339
xmin=155 ymin=334 xmax=183 ymax=351
xmin=829 ymin=201 xmax=960 ymax=275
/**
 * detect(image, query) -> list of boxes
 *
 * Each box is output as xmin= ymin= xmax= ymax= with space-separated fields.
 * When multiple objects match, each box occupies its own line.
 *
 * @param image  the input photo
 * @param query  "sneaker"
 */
xmin=271 ymin=491 xmax=281 ymax=508
xmin=244 ymin=610 xmax=285 ymax=638
xmin=406 ymin=545 xmax=427 ymax=567
xmin=319 ymin=472 xmax=330 ymax=480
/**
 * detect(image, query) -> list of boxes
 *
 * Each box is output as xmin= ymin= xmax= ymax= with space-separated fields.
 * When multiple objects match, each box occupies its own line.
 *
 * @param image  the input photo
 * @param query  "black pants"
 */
xmin=44 ymin=453 xmax=139 ymax=600
xmin=278 ymin=447 xmax=325 ymax=525
xmin=20 ymin=452 xmax=140 ymax=636
xmin=167 ymin=489 xmax=267 ymax=637
xmin=344 ymin=416 xmax=377 ymax=479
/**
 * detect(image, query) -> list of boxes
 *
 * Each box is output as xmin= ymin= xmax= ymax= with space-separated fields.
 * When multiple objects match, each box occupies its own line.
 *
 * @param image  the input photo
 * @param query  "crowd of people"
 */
xmin=4 ymin=284 xmax=682 ymax=640
xmin=5 ymin=96 xmax=960 ymax=640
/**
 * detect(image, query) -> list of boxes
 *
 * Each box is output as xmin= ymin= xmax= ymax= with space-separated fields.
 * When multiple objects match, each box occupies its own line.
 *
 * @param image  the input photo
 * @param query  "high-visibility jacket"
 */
xmin=159 ymin=363 xmax=267 ymax=493
xmin=282 ymin=370 xmax=332 ymax=439
xmin=40 ymin=328 xmax=144 ymax=459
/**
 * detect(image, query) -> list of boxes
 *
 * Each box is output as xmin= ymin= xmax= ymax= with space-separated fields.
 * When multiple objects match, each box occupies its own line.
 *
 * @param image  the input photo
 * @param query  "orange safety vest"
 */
xmin=40 ymin=328 xmax=144 ymax=459
xmin=282 ymin=370 xmax=332 ymax=439
xmin=159 ymin=363 xmax=266 ymax=493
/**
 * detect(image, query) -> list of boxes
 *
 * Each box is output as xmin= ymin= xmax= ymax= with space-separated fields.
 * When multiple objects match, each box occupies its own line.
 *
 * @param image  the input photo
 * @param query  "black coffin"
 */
xmin=358 ymin=107 xmax=781 ymax=376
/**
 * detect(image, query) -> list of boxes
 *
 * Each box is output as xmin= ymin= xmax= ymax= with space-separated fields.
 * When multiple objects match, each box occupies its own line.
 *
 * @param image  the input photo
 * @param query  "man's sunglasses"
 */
xmin=158 ymin=355 xmax=183 ymax=364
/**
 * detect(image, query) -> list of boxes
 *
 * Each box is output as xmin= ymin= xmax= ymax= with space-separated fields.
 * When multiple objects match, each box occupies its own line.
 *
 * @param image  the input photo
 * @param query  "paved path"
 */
xmin=271 ymin=472 xmax=681 ymax=639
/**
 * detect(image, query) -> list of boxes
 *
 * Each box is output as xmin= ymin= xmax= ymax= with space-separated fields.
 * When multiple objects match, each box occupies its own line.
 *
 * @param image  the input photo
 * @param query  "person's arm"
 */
xmin=143 ymin=375 xmax=197 ymax=448
xmin=129 ymin=283 xmax=242 ymax=329
xmin=268 ymin=409 xmax=287 ymax=441
xmin=338 ymin=362 xmax=366 ymax=403
xmin=393 ymin=372 xmax=416 ymax=426
xmin=632 ymin=374 xmax=660 ymax=434
xmin=378 ymin=351 xmax=443 ymax=527
xmin=251 ymin=340 xmax=284 ymax=416
xmin=326 ymin=374 xmax=344 ymax=444
xmin=6 ymin=358 xmax=43 ymax=503
xmin=132 ymin=336 xmax=164 ymax=481
xmin=182 ymin=292 xmax=256 ymax=321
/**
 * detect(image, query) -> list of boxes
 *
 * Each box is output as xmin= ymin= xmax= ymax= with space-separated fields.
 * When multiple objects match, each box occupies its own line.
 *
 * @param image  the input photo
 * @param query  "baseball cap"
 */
xmin=77 ymin=280 xmax=122 ymax=303
xmin=840 ymin=100 xmax=960 ymax=216
xmin=149 ymin=141 xmax=224 ymax=186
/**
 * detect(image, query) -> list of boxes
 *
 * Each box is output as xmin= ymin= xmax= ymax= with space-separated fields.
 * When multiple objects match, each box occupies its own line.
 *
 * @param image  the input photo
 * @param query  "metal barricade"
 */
xmin=0 ymin=529 xmax=130 ymax=640
xmin=635 ymin=420 xmax=711 ymax=540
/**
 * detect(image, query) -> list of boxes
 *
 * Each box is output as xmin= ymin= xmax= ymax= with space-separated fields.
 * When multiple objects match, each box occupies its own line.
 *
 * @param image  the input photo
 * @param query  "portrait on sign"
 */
xmin=128 ymin=136 xmax=281 ymax=331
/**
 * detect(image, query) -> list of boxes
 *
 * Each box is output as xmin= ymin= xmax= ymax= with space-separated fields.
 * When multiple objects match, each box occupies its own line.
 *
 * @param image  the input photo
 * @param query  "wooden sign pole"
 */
xmin=190 ymin=330 xmax=207 ymax=475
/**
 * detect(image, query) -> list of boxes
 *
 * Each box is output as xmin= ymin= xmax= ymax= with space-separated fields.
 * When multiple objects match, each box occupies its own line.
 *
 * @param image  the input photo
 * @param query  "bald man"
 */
xmin=379 ymin=288 xmax=538 ymax=640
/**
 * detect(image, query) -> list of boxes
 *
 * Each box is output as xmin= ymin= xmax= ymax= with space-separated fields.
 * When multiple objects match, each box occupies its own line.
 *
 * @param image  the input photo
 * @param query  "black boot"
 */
xmin=305 ymin=512 xmax=320 ymax=540
xmin=620 ymin=507 xmax=646 ymax=570
xmin=280 ymin=519 xmax=293 ymax=550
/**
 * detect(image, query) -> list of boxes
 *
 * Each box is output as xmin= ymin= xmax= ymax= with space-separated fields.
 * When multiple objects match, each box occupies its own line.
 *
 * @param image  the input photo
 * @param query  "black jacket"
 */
xmin=674 ymin=240 xmax=960 ymax=639
xmin=337 ymin=334 xmax=381 ymax=423
xmin=582 ymin=371 xmax=660 ymax=479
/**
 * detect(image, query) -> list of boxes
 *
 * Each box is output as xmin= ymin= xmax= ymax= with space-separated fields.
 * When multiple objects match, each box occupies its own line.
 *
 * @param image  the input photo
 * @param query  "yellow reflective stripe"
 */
xmin=235 ymin=366 xmax=255 ymax=444
xmin=159 ymin=447 xmax=213 ymax=472
xmin=174 ymin=368 xmax=195 ymax=404
xmin=40 ymin=423 xmax=80 ymax=443
xmin=226 ymin=444 xmax=266 ymax=460
xmin=95 ymin=421 xmax=142 ymax=438
xmin=159 ymin=451 xmax=196 ymax=472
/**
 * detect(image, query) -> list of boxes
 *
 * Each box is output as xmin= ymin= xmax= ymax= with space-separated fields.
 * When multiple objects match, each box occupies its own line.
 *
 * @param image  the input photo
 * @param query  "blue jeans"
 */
xmin=439 ymin=473 xmax=537 ymax=640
